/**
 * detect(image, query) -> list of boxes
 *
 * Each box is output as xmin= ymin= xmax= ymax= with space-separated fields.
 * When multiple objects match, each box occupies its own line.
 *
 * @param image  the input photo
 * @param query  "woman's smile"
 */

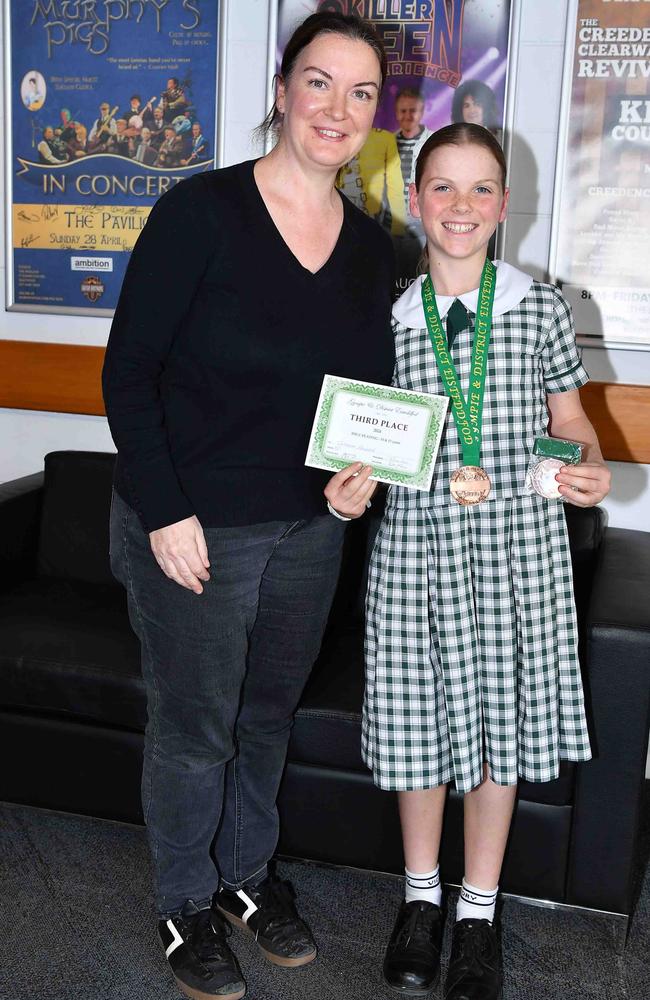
xmin=314 ymin=126 xmax=347 ymax=141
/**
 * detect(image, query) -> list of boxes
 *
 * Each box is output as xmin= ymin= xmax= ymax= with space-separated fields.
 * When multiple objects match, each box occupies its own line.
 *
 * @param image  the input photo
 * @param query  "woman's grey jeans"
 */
xmin=110 ymin=490 xmax=344 ymax=917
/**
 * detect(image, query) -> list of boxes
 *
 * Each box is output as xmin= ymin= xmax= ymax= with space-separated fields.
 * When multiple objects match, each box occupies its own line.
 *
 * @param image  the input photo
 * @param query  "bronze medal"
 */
xmin=450 ymin=466 xmax=491 ymax=506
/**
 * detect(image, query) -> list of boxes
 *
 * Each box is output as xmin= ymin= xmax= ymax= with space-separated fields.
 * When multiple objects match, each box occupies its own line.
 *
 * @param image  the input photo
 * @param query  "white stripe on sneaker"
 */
xmin=236 ymin=889 xmax=258 ymax=924
xmin=165 ymin=919 xmax=185 ymax=958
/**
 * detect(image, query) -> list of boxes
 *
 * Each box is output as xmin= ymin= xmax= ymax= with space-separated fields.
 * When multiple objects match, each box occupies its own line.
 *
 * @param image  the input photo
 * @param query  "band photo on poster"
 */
xmin=5 ymin=0 xmax=222 ymax=315
xmin=276 ymin=0 xmax=513 ymax=292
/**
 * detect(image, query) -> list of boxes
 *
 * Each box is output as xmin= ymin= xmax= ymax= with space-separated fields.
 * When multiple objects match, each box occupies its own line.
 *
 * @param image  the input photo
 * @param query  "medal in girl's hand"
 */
xmin=530 ymin=458 xmax=564 ymax=499
xmin=526 ymin=437 xmax=584 ymax=500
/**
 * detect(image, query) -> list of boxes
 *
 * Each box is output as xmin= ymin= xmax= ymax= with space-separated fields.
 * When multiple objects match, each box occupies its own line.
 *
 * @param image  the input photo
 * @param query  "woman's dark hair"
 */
xmin=414 ymin=123 xmax=507 ymax=192
xmin=451 ymin=80 xmax=499 ymax=132
xmin=257 ymin=11 xmax=387 ymax=140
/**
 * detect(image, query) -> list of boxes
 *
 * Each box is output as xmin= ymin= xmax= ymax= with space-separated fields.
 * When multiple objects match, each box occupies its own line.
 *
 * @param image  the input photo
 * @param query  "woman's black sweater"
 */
xmin=102 ymin=159 xmax=395 ymax=531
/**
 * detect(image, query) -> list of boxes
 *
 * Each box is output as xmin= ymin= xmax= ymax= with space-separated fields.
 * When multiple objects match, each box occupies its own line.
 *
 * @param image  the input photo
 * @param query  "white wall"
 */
xmin=1 ymin=0 xmax=649 ymax=533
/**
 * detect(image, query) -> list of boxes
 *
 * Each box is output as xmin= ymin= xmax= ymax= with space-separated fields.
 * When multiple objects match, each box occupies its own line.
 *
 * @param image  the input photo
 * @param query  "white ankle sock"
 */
xmin=455 ymin=878 xmax=498 ymax=923
xmin=405 ymin=865 xmax=442 ymax=906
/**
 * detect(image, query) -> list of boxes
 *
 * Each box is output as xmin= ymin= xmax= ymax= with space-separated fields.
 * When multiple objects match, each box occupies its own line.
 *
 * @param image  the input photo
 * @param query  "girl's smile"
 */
xmin=442 ymin=221 xmax=478 ymax=234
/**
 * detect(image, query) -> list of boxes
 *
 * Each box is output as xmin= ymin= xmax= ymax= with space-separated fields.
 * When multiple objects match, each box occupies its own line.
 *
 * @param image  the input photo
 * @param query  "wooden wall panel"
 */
xmin=580 ymin=382 xmax=650 ymax=464
xmin=0 ymin=340 xmax=105 ymax=416
xmin=0 ymin=340 xmax=648 ymax=463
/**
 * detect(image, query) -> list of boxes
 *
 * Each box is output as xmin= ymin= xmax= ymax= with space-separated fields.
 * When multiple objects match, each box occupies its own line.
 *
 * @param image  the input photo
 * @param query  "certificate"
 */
xmin=305 ymin=375 xmax=448 ymax=491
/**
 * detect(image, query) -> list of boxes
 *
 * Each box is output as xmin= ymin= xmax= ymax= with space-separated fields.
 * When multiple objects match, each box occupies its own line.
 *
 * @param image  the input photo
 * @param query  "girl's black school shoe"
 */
xmin=444 ymin=918 xmax=502 ymax=1000
xmin=215 ymin=874 xmax=317 ymax=968
xmin=382 ymin=898 xmax=445 ymax=995
xmin=158 ymin=900 xmax=246 ymax=1000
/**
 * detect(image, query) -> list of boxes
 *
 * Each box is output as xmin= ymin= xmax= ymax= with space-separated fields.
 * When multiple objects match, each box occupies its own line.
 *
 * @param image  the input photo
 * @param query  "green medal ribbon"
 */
xmin=421 ymin=259 xmax=496 ymax=468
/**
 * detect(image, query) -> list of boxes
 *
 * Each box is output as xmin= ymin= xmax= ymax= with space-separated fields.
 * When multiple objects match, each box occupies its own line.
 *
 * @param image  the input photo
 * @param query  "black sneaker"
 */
xmin=382 ymin=899 xmax=444 ymax=995
xmin=445 ymin=918 xmax=502 ymax=1000
xmin=158 ymin=899 xmax=246 ymax=1000
xmin=216 ymin=875 xmax=317 ymax=967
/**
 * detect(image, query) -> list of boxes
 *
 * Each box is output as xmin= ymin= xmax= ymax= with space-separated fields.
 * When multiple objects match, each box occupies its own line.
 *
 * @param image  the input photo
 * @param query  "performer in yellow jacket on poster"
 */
xmin=337 ymin=127 xmax=406 ymax=235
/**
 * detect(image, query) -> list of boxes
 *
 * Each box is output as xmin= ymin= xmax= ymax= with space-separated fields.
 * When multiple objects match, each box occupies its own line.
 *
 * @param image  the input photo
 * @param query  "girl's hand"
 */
xmin=555 ymin=461 xmax=611 ymax=507
xmin=324 ymin=462 xmax=377 ymax=519
xmin=149 ymin=515 xmax=210 ymax=594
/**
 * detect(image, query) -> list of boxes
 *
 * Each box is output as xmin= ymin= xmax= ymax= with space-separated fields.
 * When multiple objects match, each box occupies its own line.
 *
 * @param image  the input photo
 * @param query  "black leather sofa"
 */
xmin=1 ymin=450 xmax=649 ymax=947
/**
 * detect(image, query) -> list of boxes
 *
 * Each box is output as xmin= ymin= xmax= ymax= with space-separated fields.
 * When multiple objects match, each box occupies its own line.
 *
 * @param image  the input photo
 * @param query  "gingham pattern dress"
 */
xmin=363 ymin=262 xmax=593 ymax=793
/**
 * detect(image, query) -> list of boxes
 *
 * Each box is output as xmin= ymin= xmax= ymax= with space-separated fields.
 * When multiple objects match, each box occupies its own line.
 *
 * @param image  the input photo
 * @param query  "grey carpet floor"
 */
xmin=1 ymin=794 xmax=649 ymax=1000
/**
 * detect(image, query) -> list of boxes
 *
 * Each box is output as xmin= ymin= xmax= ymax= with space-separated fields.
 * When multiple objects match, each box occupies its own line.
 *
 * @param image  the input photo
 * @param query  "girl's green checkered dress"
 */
xmin=363 ymin=262 xmax=592 ymax=794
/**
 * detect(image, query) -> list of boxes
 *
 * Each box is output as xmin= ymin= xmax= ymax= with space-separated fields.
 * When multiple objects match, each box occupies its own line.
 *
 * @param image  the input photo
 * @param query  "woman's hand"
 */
xmin=324 ymin=462 xmax=377 ymax=519
xmin=149 ymin=515 xmax=210 ymax=594
xmin=556 ymin=461 xmax=611 ymax=507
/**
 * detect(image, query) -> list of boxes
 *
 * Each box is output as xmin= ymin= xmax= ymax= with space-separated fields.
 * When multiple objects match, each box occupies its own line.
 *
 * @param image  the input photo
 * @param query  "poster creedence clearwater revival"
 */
xmin=6 ymin=0 xmax=220 ymax=315
xmin=277 ymin=0 xmax=513 ymax=292
xmin=551 ymin=0 xmax=650 ymax=347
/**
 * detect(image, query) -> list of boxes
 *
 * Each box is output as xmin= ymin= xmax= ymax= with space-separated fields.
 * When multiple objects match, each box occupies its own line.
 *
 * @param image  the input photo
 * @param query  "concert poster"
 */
xmin=6 ymin=0 xmax=221 ymax=315
xmin=276 ymin=1 xmax=513 ymax=292
xmin=550 ymin=0 xmax=650 ymax=347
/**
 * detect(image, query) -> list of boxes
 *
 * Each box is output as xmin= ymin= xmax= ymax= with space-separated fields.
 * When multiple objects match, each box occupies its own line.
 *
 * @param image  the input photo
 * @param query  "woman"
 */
xmin=451 ymin=80 xmax=500 ymax=137
xmin=103 ymin=12 xmax=393 ymax=1000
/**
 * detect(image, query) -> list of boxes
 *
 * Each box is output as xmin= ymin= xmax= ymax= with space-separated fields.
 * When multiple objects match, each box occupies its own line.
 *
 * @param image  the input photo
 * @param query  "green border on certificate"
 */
xmin=305 ymin=374 xmax=448 ymax=492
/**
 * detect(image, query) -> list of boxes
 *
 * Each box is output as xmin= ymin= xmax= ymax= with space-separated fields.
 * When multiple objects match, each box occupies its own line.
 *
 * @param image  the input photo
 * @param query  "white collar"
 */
xmin=392 ymin=260 xmax=533 ymax=327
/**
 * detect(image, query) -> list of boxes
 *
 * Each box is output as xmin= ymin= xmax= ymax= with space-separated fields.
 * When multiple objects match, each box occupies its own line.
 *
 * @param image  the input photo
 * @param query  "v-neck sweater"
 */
xmin=103 ymin=159 xmax=395 ymax=531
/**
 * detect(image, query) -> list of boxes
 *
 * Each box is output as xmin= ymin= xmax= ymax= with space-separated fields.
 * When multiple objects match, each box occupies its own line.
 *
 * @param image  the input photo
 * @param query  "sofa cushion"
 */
xmin=37 ymin=451 xmax=117 ymax=587
xmin=0 ymin=578 xmax=144 ymax=731
xmin=290 ymin=627 xmax=367 ymax=772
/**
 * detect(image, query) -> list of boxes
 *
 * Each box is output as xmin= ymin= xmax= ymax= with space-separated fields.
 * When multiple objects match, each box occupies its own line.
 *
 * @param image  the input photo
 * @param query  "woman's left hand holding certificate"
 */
xmin=324 ymin=462 xmax=377 ymax=519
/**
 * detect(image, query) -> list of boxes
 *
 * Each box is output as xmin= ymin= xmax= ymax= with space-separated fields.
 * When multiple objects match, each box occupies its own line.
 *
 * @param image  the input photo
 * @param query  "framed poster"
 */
xmin=276 ymin=1 xmax=514 ymax=292
xmin=4 ymin=0 xmax=224 ymax=316
xmin=549 ymin=0 xmax=650 ymax=349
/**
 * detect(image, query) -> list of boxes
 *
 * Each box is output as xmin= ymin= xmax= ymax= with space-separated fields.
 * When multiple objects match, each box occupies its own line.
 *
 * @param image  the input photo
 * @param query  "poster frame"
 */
xmin=548 ymin=0 xmax=649 ymax=352
xmin=3 ymin=0 xmax=228 ymax=318
xmin=496 ymin=0 xmax=521 ymax=263
xmin=264 ymin=0 xmax=278 ymax=155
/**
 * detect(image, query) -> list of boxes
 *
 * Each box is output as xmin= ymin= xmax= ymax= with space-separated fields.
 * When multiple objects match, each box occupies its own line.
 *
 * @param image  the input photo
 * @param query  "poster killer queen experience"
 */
xmin=277 ymin=1 xmax=512 ymax=290
xmin=7 ymin=0 xmax=219 ymax=315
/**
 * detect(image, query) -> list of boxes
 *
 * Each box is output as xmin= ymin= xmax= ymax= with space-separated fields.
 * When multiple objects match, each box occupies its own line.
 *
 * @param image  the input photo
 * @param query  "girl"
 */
xmin=363 ymin=124 xmax=610 ymax=1000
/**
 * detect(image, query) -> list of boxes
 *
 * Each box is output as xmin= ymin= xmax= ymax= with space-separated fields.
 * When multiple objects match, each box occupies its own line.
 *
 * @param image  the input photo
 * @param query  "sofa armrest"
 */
xmin=0 ymin=472 xmax=44 ymax=584
xmin=567 ymin=526 xmax=650 ymax=914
